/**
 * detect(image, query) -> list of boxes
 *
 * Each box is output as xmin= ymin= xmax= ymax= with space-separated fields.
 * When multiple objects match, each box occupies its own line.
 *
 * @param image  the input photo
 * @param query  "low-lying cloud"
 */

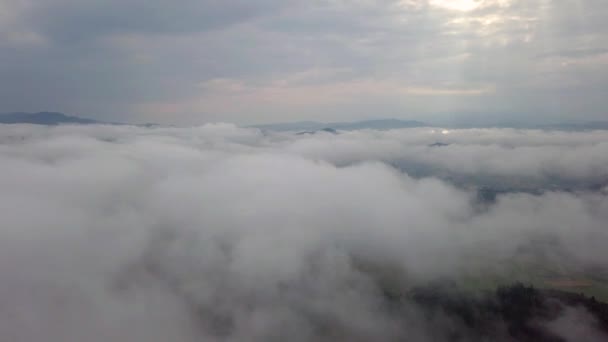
xmin=0 ymin=124 xmax=607 ymax=341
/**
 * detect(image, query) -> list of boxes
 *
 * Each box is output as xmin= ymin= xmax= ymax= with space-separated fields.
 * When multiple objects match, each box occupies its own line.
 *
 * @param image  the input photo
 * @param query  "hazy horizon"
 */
xmin=3 ymin=110 xmax=608 ymax=129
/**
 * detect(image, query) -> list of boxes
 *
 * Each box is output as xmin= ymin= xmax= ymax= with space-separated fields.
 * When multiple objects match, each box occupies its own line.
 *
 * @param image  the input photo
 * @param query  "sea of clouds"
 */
xmin=1 ymin=123 xmax=607 ymax=341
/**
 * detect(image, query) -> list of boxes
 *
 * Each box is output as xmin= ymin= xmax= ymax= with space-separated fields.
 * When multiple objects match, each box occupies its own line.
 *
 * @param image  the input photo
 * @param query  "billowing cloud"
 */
xmin=0 ymin=123 xmax=607 ymax=340
xmin=284 ymin=128 xmax=608 ymax=187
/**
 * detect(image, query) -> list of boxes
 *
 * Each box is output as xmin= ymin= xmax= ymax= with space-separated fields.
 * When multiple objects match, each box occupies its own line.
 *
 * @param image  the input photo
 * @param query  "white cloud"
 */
xmin=0 ymin=124 xmax=607 ymax=340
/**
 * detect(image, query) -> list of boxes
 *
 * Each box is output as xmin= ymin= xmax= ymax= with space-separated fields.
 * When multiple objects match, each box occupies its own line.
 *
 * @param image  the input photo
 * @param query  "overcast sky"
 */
xmin=1 ymin=0 xmax=607 ymax=124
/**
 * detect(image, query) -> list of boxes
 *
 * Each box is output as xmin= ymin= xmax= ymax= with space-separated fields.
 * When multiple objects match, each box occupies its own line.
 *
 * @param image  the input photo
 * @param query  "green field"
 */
xmin=456 ymin=255 xmax=608 ymax=302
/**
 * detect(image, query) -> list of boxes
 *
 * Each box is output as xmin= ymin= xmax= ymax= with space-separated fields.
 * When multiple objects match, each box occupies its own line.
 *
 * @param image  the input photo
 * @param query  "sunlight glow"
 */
xmin=429 ymin=0 xmax=483 ymax=12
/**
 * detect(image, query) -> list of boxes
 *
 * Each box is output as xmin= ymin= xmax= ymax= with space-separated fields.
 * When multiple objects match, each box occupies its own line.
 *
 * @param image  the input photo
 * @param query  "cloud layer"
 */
xmin=0 ymin=124 xmax=607 ymax=340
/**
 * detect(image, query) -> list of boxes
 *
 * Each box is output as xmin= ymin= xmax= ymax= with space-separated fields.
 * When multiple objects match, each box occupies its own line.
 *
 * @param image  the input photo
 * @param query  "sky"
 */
xmin=1 ymin=0 xmax=607 ymax=125
xmin=1 ymin=123 xmax=608 ymax=340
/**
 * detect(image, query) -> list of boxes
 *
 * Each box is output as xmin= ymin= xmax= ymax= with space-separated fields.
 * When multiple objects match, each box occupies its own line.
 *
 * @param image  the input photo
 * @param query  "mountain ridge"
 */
xmin=0 ymin=112 xmax=102 ymax=125
xmin=252 ymin=118 xmax=429 ymax=131
xmin=3 ymin=112 xmax=608 ymax=131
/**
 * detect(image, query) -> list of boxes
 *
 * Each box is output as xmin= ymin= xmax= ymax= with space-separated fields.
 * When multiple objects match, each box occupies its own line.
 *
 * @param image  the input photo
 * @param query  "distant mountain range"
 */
xmin=445 ymin=120 xmax=608 ymax=131
xmin=2 ymin=112 xmax=608 ymax=131
xmin=537 ymin=121 xmax=608 ymax=130
xmin=254 ymin=118 xmax=608 ymax=132
xmin=252 ymin=119 xmax=429 ymax=131
xmin=0 ymin=112 xmax=103 ymax=125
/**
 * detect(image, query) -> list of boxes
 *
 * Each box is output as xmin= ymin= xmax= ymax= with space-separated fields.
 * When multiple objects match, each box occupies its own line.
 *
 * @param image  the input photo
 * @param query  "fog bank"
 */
xmin=1 ymin=124 xmax=607 ymax=341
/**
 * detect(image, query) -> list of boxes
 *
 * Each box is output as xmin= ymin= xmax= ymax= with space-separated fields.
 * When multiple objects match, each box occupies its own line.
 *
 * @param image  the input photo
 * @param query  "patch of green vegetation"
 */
xmin=456 ymin=266 xmax=608 ymax=303
xmin=453 ymin=237 xmax=608 ymax=302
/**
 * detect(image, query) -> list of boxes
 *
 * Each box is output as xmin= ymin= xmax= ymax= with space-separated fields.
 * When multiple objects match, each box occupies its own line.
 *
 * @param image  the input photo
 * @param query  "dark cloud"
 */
xmin=22 ymin=0 xmax=293 ymax=42
xmin=1 ymin=0 xmax=607 ymax=123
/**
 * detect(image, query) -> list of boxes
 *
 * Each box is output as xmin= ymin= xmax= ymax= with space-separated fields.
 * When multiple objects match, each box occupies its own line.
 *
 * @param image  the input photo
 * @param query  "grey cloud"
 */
xmin=21 ymin=0 xmax=294 ymax=43
xmin=545 ymin=307 xmax=607 ymax=342
xmin=535 ymin=48 xmax=608 ymax=60
xmin=0 ymin=124 xmax=607 ymax=340
xmin=1 ymin=0 xmax=608 ymax=124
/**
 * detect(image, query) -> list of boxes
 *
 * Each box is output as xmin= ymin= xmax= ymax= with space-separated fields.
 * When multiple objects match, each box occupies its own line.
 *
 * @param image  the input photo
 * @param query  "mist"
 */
xmin=1 ymin=123 xmax=607 ymax=341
